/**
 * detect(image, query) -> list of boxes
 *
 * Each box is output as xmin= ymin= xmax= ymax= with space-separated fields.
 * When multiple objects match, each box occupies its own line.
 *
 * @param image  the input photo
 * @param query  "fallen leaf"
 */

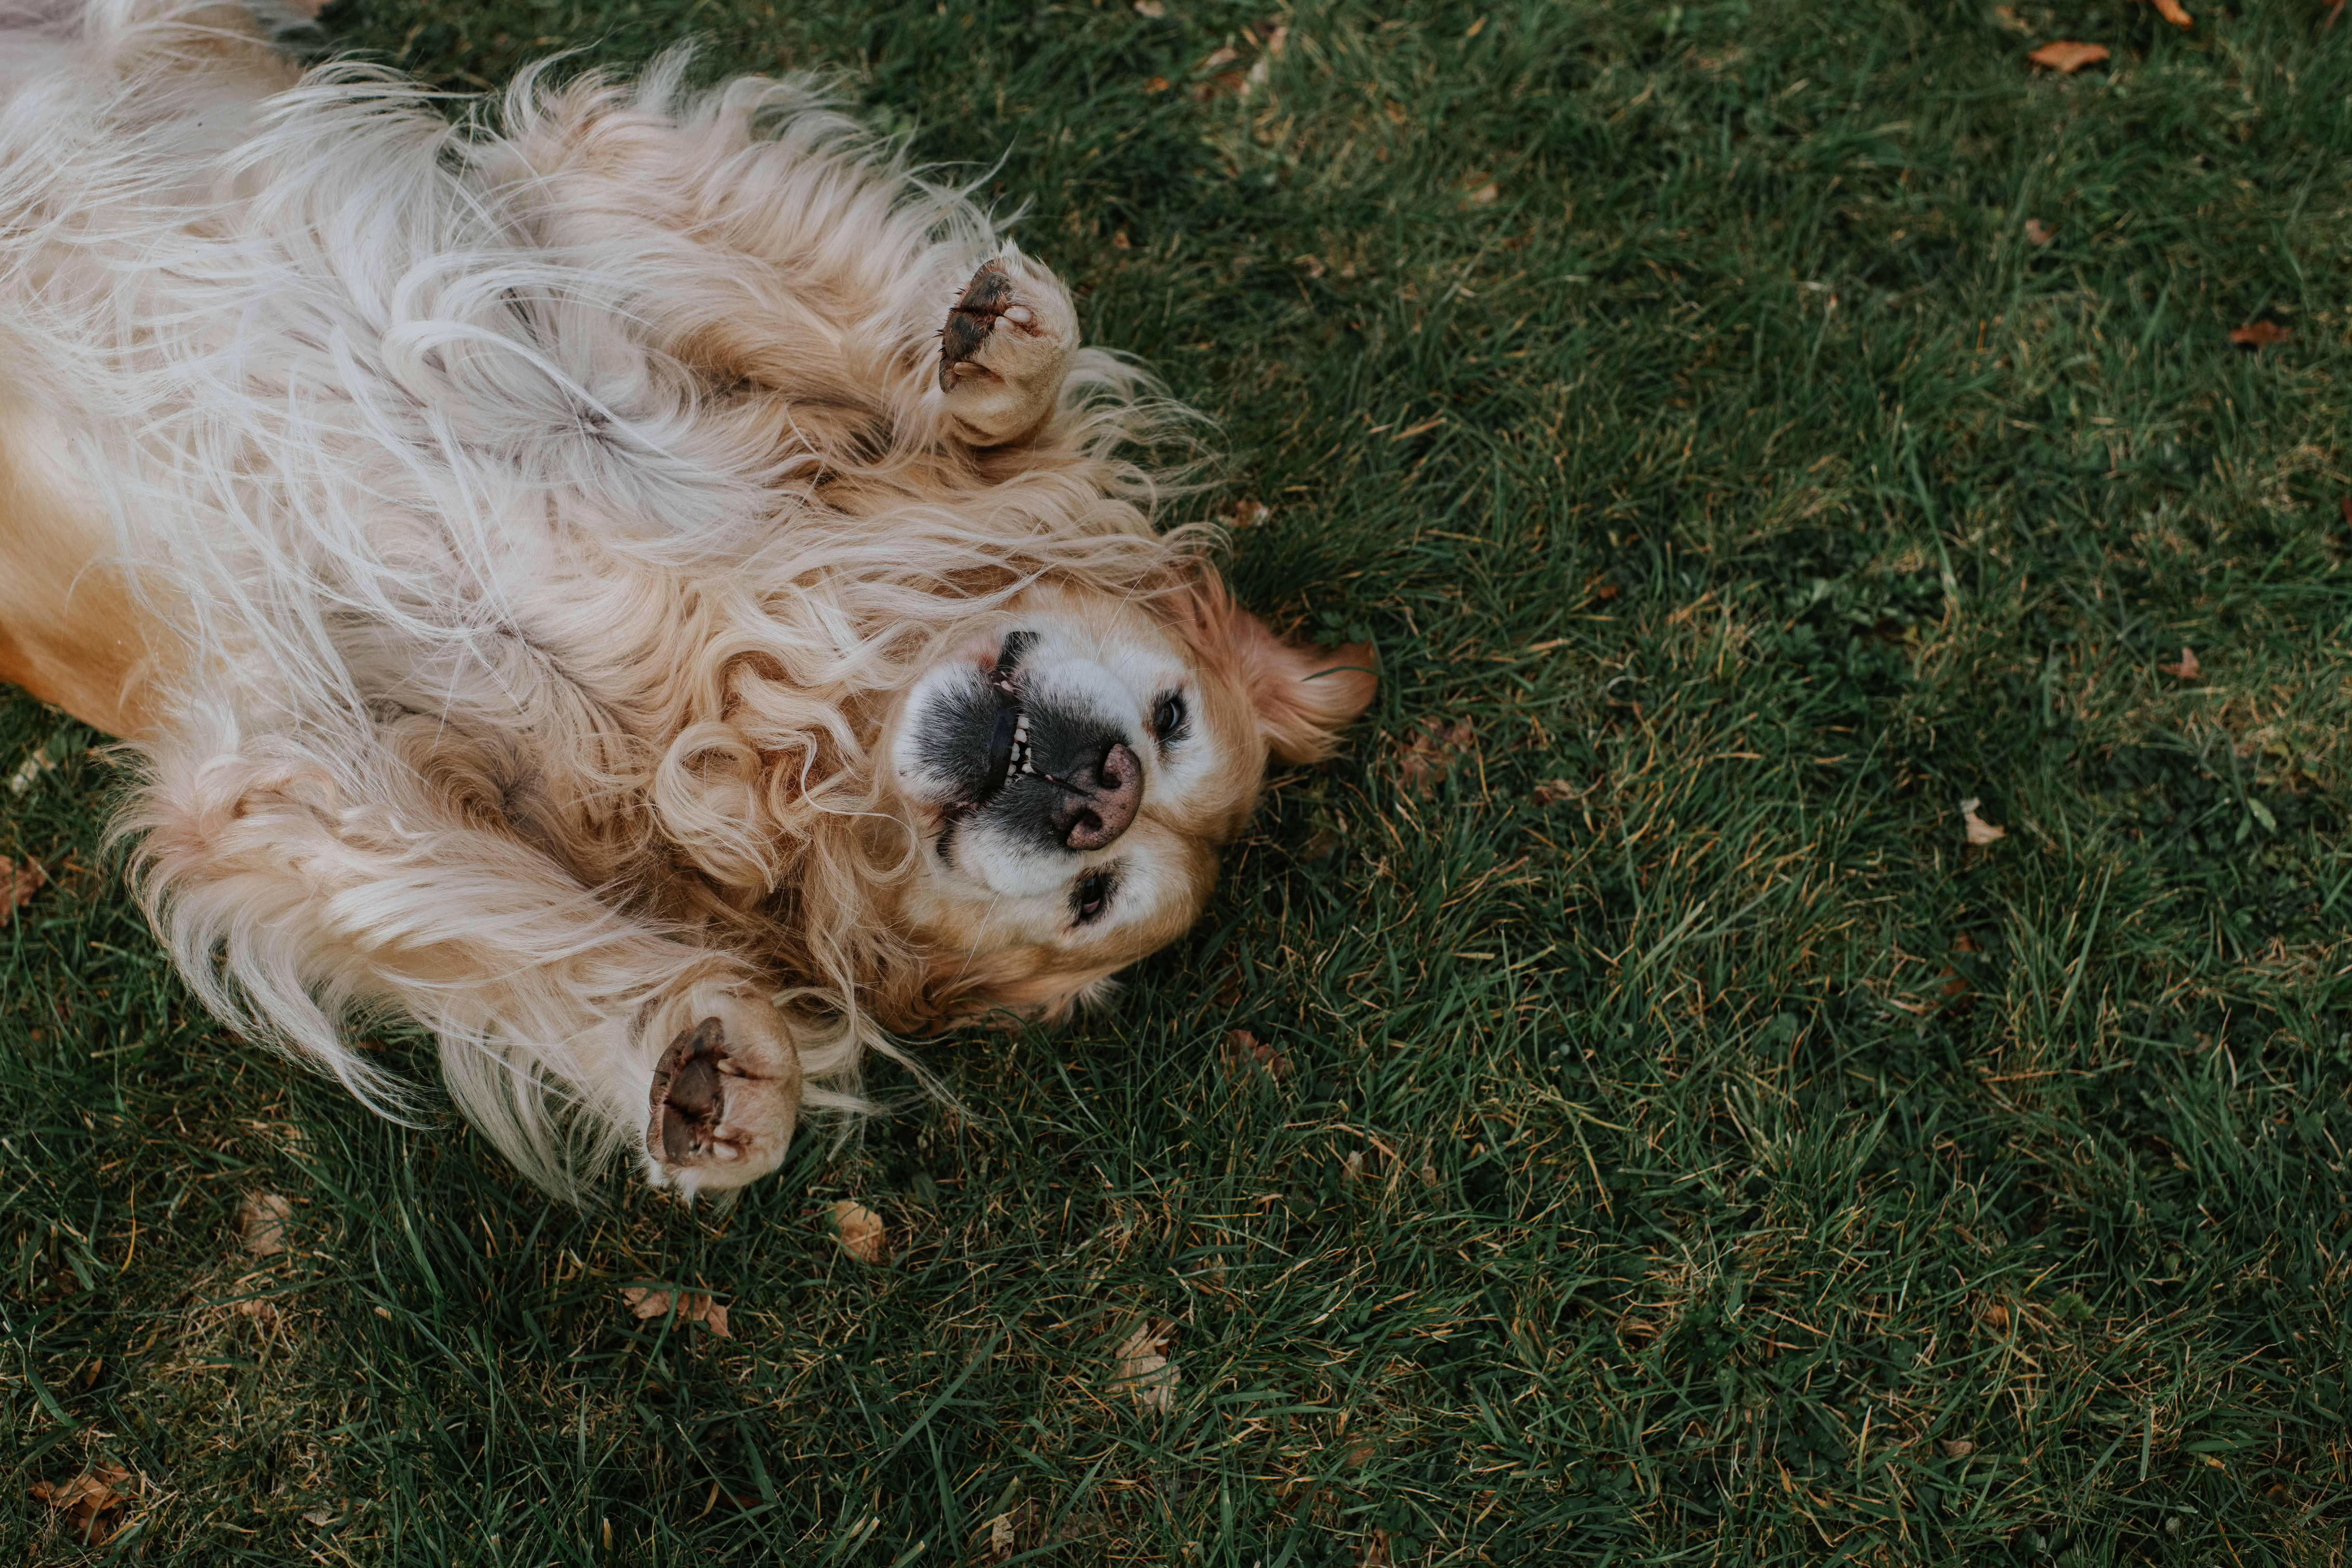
xmin=238 ymin=1192 xmax=293 ymax=1256
xmin=619 ymin=1286 xmax=731 ymax=1337
xmin=1981 ymin=1302 xmax=2010 ymax=1331
xmin=2148 ymin=0 xmax=2192 ymax=27
xmin=2027 ymin=40 xmax=2110 ymax=73
xmin=831 ymin=1199 xmax=890 ymax=1266
xmin=2023 ymin=218 xmax=2054 ymax=245
xmin=1361 ymin=1527 xmax=1395 ymax=1568
xmin=1940 ymin=1437 xmax=1976 ymax=1458
xmin=1960 ymin=797 xmax=2006 ymax=847
xmin=1991 ymin=5 xmax=2031 ymax=32
xmin=29 ymin=1465 xmax=131 ymax=1544
xmin=8 ymin=755 xmax=51 ymax=797
xmin=1939 ymin=932 xmax=1980 ymax=1000
xmin=1221 ymin=1028 xmax=1293 ymax=1080
xmin=2 ymin=857 xmax=46 ymax=927
xmin=2158 ymin=645 xmax=2200 ymax=680
xmin=1200 ymin=45 xmax=1240 ymax=69
xmin=1142 ymin=76 xmax=1168 ymax=94
xmin=1109 ymin=1321 xmax=1178 ymax=1413
xmin=1461 ymin=174 xmax=1499 ymax=206
xmin=301 ymin=1506 xmax=338 ymax=1526
xmin=1131 ymin=0 xmax=1163 ymax=14
xmin=1529 ymin=778 xmax=1581 ymax=807
xmin=1396 ymin=718 xmax=1477 ymax=796
xmin=2230 ymin=320 xmax=2292 ymax=348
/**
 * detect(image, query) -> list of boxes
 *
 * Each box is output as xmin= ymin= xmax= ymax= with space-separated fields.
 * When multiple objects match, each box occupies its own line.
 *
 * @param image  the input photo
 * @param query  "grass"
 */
xmin=6 ymin=0 xmax=2352 ymax=1560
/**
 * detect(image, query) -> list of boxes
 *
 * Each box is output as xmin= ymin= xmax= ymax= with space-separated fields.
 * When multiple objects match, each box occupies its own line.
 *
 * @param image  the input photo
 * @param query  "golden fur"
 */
xmin=0 ymin=0 xmax=1373 ymax=1195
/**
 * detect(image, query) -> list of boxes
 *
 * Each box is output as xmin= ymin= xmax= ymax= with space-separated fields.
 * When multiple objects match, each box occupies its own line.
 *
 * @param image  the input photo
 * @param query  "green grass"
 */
xmin=7 ymin=0 xmax=2352 ymax=1560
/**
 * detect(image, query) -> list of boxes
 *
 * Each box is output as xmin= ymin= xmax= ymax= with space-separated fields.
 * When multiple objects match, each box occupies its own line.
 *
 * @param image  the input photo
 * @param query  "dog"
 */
xmin=0 ymin=0 xmax=1375 ymax=1195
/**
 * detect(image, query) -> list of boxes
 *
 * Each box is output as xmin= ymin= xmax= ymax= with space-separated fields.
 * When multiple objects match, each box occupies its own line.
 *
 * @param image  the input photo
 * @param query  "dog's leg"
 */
xmin=126 ymin=730 xmax=801 ymax=1195
xmin=935 ymin=245 xmax=1079 ymax=446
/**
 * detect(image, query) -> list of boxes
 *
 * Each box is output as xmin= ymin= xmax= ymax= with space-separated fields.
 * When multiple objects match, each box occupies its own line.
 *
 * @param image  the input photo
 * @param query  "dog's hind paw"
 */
xmin=645 ymin=995 xmax=801 ymax=1195
xmin=937 ymin=249 xmax=1076 ymax=445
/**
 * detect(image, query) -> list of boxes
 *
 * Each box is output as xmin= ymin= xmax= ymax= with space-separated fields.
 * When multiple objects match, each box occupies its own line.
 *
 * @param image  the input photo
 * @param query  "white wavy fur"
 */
xmin=0 ymin=0 xmax=1212 ymax=1194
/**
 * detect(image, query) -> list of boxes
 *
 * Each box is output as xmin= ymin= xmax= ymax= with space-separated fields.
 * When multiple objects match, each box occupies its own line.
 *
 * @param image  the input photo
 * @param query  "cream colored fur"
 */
xmin=0 ymin=0 xmax=1374 ymax=1197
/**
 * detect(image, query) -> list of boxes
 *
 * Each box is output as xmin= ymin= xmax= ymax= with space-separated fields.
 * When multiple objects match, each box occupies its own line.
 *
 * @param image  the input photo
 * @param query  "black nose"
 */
xmin=1049 ymin=741 xmax=1143 ymax=851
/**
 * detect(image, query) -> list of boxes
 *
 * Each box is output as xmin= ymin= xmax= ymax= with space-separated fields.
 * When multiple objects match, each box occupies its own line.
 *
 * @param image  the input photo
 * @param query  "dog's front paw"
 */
xmin=937 ymin=249 xmax=1077 ymax=445
xmin=645 ymin=993 xmax=801 ymax=1196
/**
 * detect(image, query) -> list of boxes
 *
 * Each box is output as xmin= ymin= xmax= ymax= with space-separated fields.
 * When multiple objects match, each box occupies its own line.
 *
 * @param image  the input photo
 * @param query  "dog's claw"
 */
xmin=935 ymin=254 xmax=1075 ymax=444
xmin=939 ymin=263 xmax=1018 ymax=391
xmin=642 ymin=999 xmax=803 ymax=1193
xmin=649 ymin=1016 xmax=728 ymax=1162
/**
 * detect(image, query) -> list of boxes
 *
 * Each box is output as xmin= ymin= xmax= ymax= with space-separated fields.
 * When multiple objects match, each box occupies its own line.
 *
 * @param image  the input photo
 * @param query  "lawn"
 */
xmin=6 ymin=0 xmax=2352 ymax=1561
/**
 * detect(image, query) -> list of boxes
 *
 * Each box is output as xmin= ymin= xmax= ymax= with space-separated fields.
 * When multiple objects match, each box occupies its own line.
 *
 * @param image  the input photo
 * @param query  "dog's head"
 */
xmin=882 ymin=574 xmax=1374 ymax=1023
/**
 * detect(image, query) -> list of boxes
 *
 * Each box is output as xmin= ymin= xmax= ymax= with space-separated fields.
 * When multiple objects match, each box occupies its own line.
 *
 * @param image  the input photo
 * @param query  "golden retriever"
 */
xmin=0 ymin=0 xmax=1374 ymax=1194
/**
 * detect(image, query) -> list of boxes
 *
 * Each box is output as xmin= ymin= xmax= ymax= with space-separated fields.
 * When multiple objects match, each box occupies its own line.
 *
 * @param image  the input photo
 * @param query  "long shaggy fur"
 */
xmin=0 ymin=0 xmax=1371 ymax=1196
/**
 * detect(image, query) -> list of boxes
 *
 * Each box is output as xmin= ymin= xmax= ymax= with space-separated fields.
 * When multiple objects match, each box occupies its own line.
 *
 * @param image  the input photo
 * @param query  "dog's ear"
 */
xmin=1223 ymin=606 xmax=1379 ymax=763
xmin=1179 ymin=576 xmax=1377 ymax=764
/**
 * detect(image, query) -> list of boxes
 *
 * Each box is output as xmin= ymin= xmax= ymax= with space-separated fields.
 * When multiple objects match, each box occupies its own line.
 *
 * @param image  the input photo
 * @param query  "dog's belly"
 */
xmin=0 ymin=400 xmax=177 ymax=737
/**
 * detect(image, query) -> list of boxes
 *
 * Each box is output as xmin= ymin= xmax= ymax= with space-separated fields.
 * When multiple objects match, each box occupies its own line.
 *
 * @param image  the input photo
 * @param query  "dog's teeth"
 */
xmin=1004 ymin=305 xmax=1033 ymax=324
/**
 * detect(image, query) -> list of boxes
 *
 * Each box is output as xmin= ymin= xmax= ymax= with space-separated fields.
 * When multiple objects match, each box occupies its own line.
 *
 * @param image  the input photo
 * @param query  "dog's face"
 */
xmin=883 ymin=579 xmax=1374 ymax=1021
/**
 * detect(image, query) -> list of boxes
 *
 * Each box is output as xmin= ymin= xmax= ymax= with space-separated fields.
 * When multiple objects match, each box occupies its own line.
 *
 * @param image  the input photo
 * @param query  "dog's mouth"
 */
xmin=975 ymin=630 xmax=1034 ymax=806
xmin=939 ymin=629 xmax=1035 ymax=834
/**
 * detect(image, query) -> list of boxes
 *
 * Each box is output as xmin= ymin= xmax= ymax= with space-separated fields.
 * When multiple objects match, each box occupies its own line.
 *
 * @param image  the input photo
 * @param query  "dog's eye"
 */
xmin=1072 ymin=868 xmax=1115 ymax=926
xmin=1151 ymin=691 xmax=1189 ymax=746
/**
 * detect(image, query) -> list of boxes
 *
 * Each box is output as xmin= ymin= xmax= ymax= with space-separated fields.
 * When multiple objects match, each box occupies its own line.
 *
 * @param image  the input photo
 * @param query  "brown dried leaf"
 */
xmin=2023 ymin=218 xmax=2054 ymax=245
xmin=1221 ymin=1028 xmax=1292 ymax=1080
xmin=1960 ymin=797 xmax=2006 ymax=847
xmin=1991 ymin=5 xmax=2031 ymax=32
xmin=1361 ymin=1528 xmax=1395 ymax=1568
xmin=29 ymin=1465 xmax=131 ymax=1544
xmin=831 ymin=1199 xmax=890 ymax=1266
xmin=1940 ymin=1437 xmax=1977 ymax=1458
xmin=2230 ymin=320 xmax=2292 ymax=348
xmin=2158 ymin=645 xmax=2201 ymax=680
xmin=619 ymin=1286 xmax=731 ymax=1337
xmin=2026 ymin=40 xmax=2110 ymax=73
xmin=1396 ymin=718 xmax=1477 ymax=796
xmin=1109 ymin=1321 xmax=1178 ymax=1412
xmin=1981 ymin=1302 xmax=2011 ymax=1331
xmin=2148 ymin=0 xmax=2192 ymax=27
xmin=1 ymin=856 xmax=45 ymax=927
xmin=238 ymin=1192 xmax=292 ymax=1256
xmin=1529 ymin=778 xmax=1581 ymax=807
xmin=1131 ymin=0 xmax=1163 ymax=14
